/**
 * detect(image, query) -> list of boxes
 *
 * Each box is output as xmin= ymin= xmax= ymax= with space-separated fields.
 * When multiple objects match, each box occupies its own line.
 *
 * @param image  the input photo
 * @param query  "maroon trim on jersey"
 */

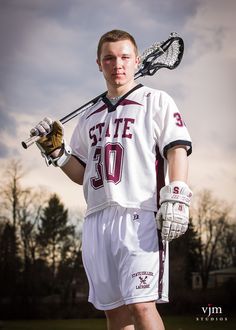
xmin=163 ymin=140 xmax=192 ymax=159
xmin=119 ymin=99 xmax=142 ymax=107
xmin=86 ymin=104 xmax=108 ymax=120
xmin=155 ymin=146 xmax=165 ymax=208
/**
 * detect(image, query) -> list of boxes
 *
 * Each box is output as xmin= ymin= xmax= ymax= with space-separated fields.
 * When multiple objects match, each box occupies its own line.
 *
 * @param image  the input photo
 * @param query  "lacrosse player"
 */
xmin=32 ymin=29 xmax=192 ymax=330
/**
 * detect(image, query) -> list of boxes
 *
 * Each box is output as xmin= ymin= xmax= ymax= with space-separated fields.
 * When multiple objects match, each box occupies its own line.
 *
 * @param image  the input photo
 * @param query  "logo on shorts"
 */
xmin=132 ymin=271 xmax=154 ymax=289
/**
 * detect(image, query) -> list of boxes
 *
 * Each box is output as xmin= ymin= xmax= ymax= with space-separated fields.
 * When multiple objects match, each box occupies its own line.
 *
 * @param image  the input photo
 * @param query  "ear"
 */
xmin=135 ymin=56 xmax=140 ymax=70
xmin=96 ymin=59 xmax=102 ymax=72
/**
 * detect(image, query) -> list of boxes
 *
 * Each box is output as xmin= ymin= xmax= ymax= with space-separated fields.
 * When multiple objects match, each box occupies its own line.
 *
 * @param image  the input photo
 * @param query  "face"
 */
xmin=97 ymin=39 xmax=139 ymax=92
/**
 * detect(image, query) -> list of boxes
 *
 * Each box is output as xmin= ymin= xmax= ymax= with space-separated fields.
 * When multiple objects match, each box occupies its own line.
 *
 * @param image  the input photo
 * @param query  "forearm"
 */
xmin=167 ymin=146 xmax=188 ymax=183
xmin=61 ymin=155 xmax=85 ymax=185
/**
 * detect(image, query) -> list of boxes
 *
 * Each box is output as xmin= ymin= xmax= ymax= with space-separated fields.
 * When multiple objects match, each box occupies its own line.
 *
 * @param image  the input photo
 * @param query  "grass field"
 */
xmin=1 ymin=316 xmax=235 ymax=330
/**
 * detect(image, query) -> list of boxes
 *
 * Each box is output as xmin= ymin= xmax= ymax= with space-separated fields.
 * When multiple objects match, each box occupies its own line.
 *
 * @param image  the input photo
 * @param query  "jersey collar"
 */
xmin=103 ymin=83 xmax=143 ymax=113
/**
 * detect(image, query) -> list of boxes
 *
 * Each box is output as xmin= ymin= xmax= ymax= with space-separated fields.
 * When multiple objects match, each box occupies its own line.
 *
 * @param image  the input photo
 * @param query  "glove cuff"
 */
xmin=41 ymin=140 xmax=72 ymax=167
xmin=160 ymin=181 xmax=193 ymax=206
xmin=51 ymin=142 xmax=72 ymax=167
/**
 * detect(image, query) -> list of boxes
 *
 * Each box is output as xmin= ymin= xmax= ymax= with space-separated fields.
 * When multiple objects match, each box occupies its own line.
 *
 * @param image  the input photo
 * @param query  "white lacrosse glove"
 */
xmin=30 ymin=117 xmax=72 ymax=167
xmin=156 ymin=181 xmax=193 ymax=241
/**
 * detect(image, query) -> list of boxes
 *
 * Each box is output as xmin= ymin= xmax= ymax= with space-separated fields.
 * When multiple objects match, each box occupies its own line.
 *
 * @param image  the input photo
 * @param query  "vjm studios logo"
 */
xmin=196 ymin=303 xmax=228 ymax=322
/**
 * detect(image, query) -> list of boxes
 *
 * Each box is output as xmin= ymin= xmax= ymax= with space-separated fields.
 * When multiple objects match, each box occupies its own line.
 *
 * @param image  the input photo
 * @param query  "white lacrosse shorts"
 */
xmin=82 ymin=205 xmax=169 ymax=311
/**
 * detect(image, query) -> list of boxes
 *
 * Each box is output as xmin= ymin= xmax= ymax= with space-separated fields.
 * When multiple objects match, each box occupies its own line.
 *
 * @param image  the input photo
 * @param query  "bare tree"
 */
xmin=215 ymin=221 xmax=236 ymax=269
xmin=192 ymin=189 xmax=233 ymax=289
xmin=0 ymin=159 xmax=48 ymax=271
xmin=0 ymin=159 xmax=24 ymax=229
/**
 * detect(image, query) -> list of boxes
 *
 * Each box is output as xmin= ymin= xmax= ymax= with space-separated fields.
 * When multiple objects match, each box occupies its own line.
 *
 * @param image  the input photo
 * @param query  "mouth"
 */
xmin=113 ymin=72 xmax=125 ymax=78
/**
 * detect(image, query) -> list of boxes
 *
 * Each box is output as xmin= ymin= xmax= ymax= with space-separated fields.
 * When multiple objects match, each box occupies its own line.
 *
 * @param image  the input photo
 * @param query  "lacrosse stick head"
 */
xmin=135 ymin=32 xmax=184 ymax=78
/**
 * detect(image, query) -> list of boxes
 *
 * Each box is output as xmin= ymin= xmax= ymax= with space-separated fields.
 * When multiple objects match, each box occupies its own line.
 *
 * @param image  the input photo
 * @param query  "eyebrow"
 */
xmin=103 ymin=53 xmax=131 ymax=58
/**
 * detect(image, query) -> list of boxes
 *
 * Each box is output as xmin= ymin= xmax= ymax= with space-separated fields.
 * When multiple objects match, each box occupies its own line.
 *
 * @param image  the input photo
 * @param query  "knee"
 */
xmin=129 ymin=302 xmax=153 ymax=319
xmin=105 ymin=306 xmax=133 ymax=328
xmin=105 ymin=308 xmax=120 ymax=324
xmin=128 ymin=302 xmax=165 ymax=330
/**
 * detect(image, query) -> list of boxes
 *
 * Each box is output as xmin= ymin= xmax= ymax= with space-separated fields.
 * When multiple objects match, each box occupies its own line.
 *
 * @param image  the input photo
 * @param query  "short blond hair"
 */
xmin=97 ymin=29 xmax=138 ymax=60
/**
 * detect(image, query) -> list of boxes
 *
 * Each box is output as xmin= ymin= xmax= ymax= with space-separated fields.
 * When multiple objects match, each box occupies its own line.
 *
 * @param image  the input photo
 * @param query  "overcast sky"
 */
xmin=0 ymin=0 xmax=235 ymax=213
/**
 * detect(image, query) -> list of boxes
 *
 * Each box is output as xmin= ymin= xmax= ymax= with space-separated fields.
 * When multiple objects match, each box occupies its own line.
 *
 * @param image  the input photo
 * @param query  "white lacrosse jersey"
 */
xmin=70 ymin=84 xmax=192 ymax=216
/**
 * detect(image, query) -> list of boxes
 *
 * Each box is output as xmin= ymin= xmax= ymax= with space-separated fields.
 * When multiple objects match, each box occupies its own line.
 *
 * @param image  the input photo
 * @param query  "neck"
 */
xmin=107 ymin=81 xmax=137 ymax=99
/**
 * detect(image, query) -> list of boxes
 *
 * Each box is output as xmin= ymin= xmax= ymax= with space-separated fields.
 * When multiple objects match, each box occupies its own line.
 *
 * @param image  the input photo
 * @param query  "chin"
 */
xmin=114 ymin=78 xmax=127 ymax=85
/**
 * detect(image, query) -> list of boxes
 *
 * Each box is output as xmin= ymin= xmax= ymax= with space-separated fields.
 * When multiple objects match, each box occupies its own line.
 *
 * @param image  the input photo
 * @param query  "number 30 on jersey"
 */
xmin=90 ymin=143 xmax=124 ymax=189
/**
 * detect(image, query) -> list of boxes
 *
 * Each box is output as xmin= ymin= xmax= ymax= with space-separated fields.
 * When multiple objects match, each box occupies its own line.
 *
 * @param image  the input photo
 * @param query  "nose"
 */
xmin=114 ymin=57 xmax=123 ymax=69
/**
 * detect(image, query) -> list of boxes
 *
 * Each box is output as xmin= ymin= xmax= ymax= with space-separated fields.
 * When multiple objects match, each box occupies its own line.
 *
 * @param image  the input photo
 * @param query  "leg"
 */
xmin=105 ymin=305 xmax=135 ymax=330
xmin=127 ymin=301 xmax=165 ymax=330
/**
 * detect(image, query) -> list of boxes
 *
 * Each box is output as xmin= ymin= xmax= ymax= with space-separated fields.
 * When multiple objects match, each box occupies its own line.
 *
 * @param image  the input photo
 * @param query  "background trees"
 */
xmin=37 ymin=194 xmax=75 ymax=279
xmin=0 ymin=160 xmax=85 ymax=318
xmin=192 ymin=189 xmax=235 ymax=289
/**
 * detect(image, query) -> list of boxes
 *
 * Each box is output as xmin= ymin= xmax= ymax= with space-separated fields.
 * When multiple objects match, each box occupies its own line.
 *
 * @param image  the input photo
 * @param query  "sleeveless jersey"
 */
xmin=70 ymin=84 xmax=192 ymax=216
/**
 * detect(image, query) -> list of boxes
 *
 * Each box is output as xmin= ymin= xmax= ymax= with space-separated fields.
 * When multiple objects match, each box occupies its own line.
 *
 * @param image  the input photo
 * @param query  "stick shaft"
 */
xmin=60 ymin=91 xmax=106 ymax=124
xmin=21 ymin=134 xmax=41 ymax=149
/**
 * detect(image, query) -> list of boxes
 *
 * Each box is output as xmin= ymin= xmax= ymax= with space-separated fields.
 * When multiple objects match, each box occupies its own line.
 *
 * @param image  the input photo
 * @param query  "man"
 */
xmin=33 ymin=29 xmax=192 ymax=330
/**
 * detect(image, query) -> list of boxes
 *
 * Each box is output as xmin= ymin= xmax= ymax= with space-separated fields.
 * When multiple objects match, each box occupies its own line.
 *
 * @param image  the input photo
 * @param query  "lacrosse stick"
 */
xmin=22 ymin=32 xmax=184 ymax=149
